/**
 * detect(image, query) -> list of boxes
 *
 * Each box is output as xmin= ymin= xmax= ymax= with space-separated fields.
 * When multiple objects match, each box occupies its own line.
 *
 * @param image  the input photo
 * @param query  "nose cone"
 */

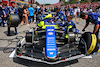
xmin=46 ymin=26 xmax=57 ymax=59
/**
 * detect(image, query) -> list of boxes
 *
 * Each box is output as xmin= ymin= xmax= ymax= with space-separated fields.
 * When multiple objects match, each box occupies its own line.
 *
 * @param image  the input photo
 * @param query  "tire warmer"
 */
xmin=46 ymin=26 xmax=57 ymax=59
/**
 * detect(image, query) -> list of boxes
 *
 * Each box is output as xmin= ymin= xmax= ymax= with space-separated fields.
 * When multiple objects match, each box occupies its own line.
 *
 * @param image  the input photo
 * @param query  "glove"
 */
xmin=82 ymin=28 xmax=85 ymax=32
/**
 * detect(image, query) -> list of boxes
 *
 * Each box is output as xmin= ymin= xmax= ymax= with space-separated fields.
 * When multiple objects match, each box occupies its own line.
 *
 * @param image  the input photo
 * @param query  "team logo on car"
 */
xmin=48 ymin=32 xmax=53 ymax=35
xmin=47 ymin=29 xmax=54 ymax=31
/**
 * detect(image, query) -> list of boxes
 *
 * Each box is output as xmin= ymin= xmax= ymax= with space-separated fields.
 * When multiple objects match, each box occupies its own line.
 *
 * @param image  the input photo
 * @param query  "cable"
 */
xmin=0 ymin=29 xmax=29 ymax=53
xmin=0 ymin=36 xmax=24 ymax=53
xmin=3 ymin=40 xmax=15 ymax=53
xmin=1 ymin=29 xmax=33 ymax=53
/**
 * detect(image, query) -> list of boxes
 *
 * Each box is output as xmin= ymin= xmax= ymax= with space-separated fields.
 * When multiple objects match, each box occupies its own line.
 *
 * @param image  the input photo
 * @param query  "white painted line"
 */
xmin=21 ymin=38 xmax=25 ymax=44
xmin=82 ymin=55 xmax=92 ymax=58
xmin=9 ymin=28 xmax=33 ymax=58
xmin=9 ymin=50 xmax=16 ymax=58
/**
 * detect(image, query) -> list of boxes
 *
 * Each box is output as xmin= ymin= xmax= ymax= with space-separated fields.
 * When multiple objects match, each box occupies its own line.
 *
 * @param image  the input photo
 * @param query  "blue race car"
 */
xmin=15 ymin=13 xmax=98 ymax=64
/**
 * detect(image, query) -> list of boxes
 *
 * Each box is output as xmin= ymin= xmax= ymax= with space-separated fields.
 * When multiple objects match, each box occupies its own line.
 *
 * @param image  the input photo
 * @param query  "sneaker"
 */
xmin=27 ymin=24 xmax=29 ymax=25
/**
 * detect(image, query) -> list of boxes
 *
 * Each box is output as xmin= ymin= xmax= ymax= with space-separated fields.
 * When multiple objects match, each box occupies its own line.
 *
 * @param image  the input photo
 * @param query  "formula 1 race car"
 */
xmin=15 ymin=13 xmax=99 ymax=64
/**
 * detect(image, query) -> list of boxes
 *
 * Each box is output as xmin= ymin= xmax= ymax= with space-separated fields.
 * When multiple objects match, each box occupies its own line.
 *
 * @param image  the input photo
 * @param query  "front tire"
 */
xmin=80 ymin=32 xmax=98 ymax=54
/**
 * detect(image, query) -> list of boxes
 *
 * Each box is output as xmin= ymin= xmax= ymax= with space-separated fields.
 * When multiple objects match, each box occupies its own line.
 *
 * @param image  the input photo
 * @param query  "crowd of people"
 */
xmin=0 ymin=2 xmax=100 ymax=27
xmin=0 ymin=1 xmax=100 ymax=27
xmin=1 ymin=1 xmax=100 ymax=38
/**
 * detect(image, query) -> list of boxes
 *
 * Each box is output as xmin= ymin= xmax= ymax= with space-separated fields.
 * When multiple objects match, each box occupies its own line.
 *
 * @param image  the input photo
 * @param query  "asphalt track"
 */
xmin=0 ymin=18 xmax=100 ymax=67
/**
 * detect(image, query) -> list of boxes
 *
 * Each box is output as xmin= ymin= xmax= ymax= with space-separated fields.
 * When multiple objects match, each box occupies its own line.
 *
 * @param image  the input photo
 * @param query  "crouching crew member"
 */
xmin=60 ymin=16 xmax=76 ymax=29
xmin=60 ymin=16 xmax=79 ymax=44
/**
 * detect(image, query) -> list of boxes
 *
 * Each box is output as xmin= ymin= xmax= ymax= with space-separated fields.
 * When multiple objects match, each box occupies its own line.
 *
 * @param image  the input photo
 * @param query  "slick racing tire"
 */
xmin=81 ymin=32 xmax=98 ymax=54
xmin=7 ymin=14 xmax=20 ymax=27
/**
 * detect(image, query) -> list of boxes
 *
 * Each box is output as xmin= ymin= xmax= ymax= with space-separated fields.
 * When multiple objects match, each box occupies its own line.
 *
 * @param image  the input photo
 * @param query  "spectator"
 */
xmin=28 ymin=5 xmax=35 ymax=23
xmin=2 ymin=4 xmax=6 ymax=27
xmin=45 ymin=7 xmax=48 ymax=12
xmin=54 ymin=6 xmax=58 ymax=12
xmin=73 ymin=7 xmax=79 ymax=24
xmin=97 ymin=8 xmax=100 ymax=14
xmin=83 ymin=7 xmax=87 ymax=13
xmin=87 ymin=7 xmax=93 ymax=13
xmin=51 ymin=7 xmax=54 ymax=12
xmin=4 ymin=4 xmax=8 ymax=24
xmin=5 ymin=4 xmax=8 ymax=14
xmin=0 ymin=2 xmax=5 ymax=27
xmin=66 ymin=6 xmax=72 ymax=16
xmin=77 ymin=7 xmax=80 ymax=18
xmin=35 ymin=6 xmax=39 ymax=22
xmin=21 ymin=5 xmax=29 ymax=25
xmin=18 ymin=4 xmax=23 ymax=22
xmin=0 ymin=2 xmax=4 ymax=27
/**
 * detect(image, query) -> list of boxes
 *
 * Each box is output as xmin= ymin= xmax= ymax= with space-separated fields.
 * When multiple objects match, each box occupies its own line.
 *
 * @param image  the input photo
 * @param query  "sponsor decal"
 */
xmin=47 ymin=49 xmax=55 ymax=51
xmin=47 ymin=44 xmax=55 ymax=45
xmin=49 ymin=52 xmax=54 ymax=55
xmin=47 ymin=37 xmax=54 ymax=40
xmin=48 ymin=32 xmax=53 ymax=35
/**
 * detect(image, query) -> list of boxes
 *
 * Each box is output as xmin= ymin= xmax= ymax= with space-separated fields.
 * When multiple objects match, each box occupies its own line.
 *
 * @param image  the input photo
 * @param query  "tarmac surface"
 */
xmin=0 ymin=18 xmax=100 ymax=67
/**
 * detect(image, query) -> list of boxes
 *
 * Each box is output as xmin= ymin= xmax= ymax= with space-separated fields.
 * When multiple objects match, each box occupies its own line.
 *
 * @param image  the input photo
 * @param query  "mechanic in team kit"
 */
xmin=8 ymin=2 xmax=18 ymax=15
xmin=53 ymin=8 xmax=66 ymax=22
xmin=7 ymin=2 xmax=18 ymax=36
xmin=60 ymin=15 xmax=79 ymax=44
xmin=60 ymin=15 xmax=79 ymax=34
xmin=80 ymin=12 xmax=100 ymax=43
xmin=60 ymin=15 xmax=76 ymax=29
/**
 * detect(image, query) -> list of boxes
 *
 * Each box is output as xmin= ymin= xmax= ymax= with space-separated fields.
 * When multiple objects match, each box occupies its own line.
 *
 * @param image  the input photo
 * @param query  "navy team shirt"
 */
xmin=86 ymin=12 xmax=100 ymax=25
